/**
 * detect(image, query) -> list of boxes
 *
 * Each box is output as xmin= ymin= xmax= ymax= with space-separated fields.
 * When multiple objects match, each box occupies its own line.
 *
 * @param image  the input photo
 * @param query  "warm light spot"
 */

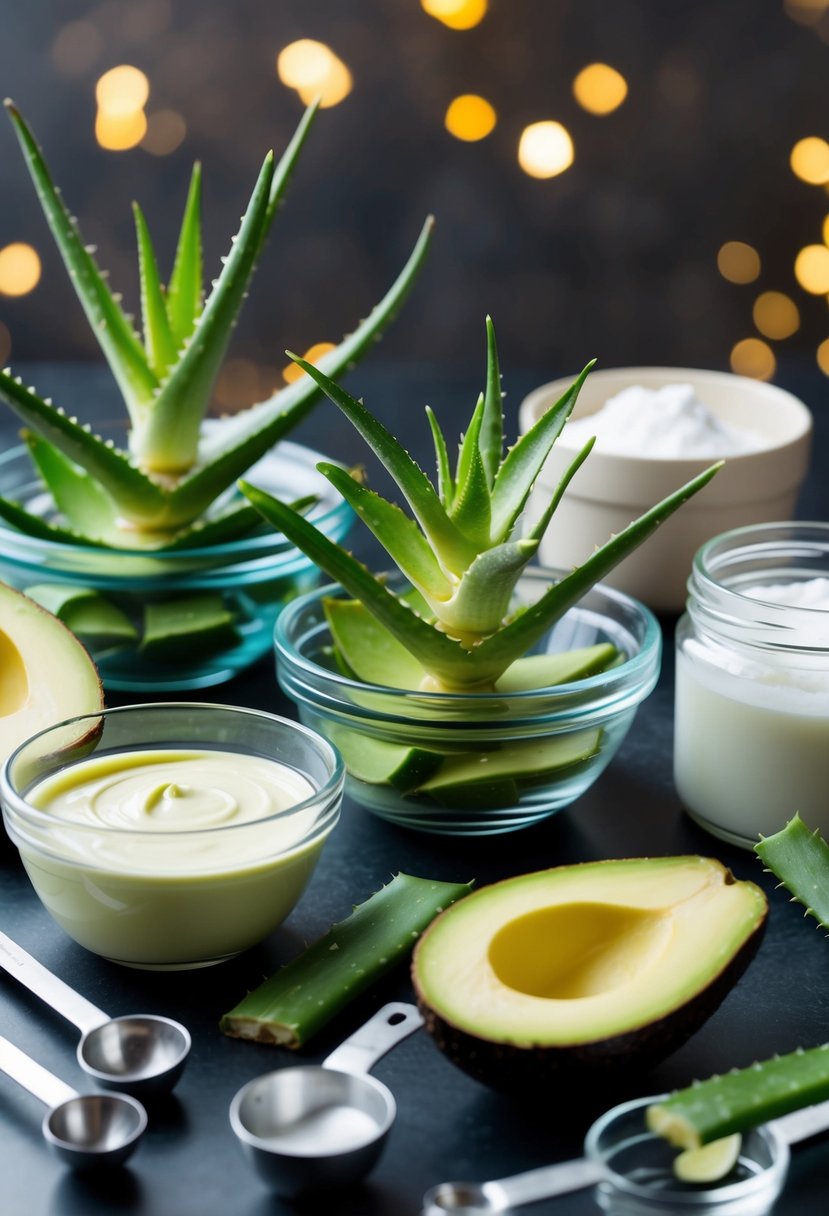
xmin=785 ymin=0 xmax=829 ymax=25
xmin=420 ymin=0 xmax=488 ymax=30
xmin=0 ymin=321 xmax=11 ymax=365
xmin=791 ymin=137 xmax=829 ymax=185
xmin=142 ymin=110 xmax=187 ymax=156
xmin=283 ymin=341 xmax=337 ymax=384
xmin=215 ymin=358 xmax=271 ymax=411
xmin=95 ymin=65 xmax=150 ymax=115
xmin=717 ymin=241 xmax=761 ymax=284
xmin=823 ymin=213 xmax=829 ymax=247
xmin=95 ymin=108 xmax=148 ymax=151
xmin=444 ymin=94 xmax=496 ymax=141
xmin=572 ymin=63 xmax=628 ymax=115
xmin=795 ymin=244 xmax=829 ymax=293
xmin=752 ymin=291 xmax=800 ymax=340
xmin=518 ymin=121 xmax=574 ymax=179
xmin=0 ymin=244 xmax=42 ymax=297
xmin=276 ymin=40 xmax=352 ymax=108
xmin=730 ymin=338 xmax=776 ymax=381
xmin=51 ymin=20 xmax=103 ymax=76
xmin=818 ymin=338 xmax=829 ymax=376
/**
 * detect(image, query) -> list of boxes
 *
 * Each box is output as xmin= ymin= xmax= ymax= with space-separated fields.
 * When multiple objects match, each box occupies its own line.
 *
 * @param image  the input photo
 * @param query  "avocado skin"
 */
xmin=412 ymin=890 xmax=767 ymax=1092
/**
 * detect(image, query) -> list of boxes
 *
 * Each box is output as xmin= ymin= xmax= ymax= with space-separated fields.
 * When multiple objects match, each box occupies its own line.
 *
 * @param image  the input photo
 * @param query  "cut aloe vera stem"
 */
xmin=220 ymin=872 xmax=472 ymax=1048
xmin=673 ymin=1135 xmax=742 ymax=1183
xmin=141 ymin=593 xmax=237 ymax=658
xmin=755 ymin=813 xmax=829 ymax=931
xmin=25 ymin=584 xmax=138 ymax=646
xmin=647 ymin=1041 xmax=829 ymax=1149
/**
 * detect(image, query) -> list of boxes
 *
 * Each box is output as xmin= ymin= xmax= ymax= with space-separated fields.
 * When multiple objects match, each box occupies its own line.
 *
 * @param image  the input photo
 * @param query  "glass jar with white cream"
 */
xmin=674 ymin=523 xmax=829 ymax=848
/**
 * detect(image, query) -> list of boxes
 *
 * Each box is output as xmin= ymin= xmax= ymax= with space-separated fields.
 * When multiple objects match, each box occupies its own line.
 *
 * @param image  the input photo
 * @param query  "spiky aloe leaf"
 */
xmin=133 ymin=203 xmax=178 ymax=377
xmin=437 ymin=541 xmax=538 ymax=636
xmin=450 ymin=395 xmax=492 ymax=548
xmin=755 ymin=814 xmax=829 ymax=930
xmin=526 ymin=436 xmax=595 ymax=544
xmin=489 ymin=360 xmax=595 ymax=543
xmin=166 ymin=162 xmax=203 ymax=344
xmin=23 ymin=431 xmax=122 ymax=544
xmin=0 ymin=493 xmax=112 ymax=547
xmin=4 ymin=100 xmax=157 ymax=417
xmin=480 ymin=314 xmax=503 ymax=486
xmin=426 ymin=406 xmax=454 ymax=509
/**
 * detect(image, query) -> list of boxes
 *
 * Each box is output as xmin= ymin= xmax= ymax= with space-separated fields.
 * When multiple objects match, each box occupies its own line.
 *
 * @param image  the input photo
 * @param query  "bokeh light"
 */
xmin=95 ymin=108 xmax=148 ymax=151
xmin=444 ymin=94 xmax=496 ymax=141
xmin=276 ymin=40 xmax=352 ymax=108
xmin=96 ymin=65 xmax=150 ymax=115
xmin=142 ymin=110 xmax=187 ymax=156
xmin=518 ymin=122 xmax=574 ymax=179
xmin=717 ymin=241 xmax=761 ymax=283
xmin=818 ymin=337 xmax=829 ymax=376
xmin=215 ymin=358 xmax=273 ymax=411
xmin=794 ymin=244 xmax=829 ymax=293
xmin=730 ymin=337 xmax=776 ymax=380
xmin=572 ymin=64 xmax=628 ymax=115
xmin=823 ymin=212 xmax=829 ymax=246
xmin=283 ymin=341 xmax=337 ymax=384
xmin=790 ymin=137 xmax=829 ymax=185
xmin=752 ymin=291 xmax=800 ymax=340
xmin=0 ymin=243 xmax=42 ymax=297
xmin=785 ymin=0 xmax=829 ymax=26
xmin=420 ymin=0 xmax=488 ymax=30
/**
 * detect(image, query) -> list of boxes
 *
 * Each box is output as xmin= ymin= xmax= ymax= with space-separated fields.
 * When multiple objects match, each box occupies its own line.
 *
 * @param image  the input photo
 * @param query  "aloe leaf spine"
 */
xmin=755 ymin=813 xmax=829 ymax=931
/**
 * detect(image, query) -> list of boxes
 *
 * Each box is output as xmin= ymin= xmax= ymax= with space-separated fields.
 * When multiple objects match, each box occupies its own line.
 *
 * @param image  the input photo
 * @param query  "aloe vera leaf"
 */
xmin=436 ymin=541 xmax=537 ymax=635
xmin=326 ymin=728 xmax=443 ymax=790
xmin=166 ymin=162 xmax=203 ymax=343
xmin=489 ymin=361 xmax=595 ymax=542
xmin=453 ymin=393 xmax=485 ymax=498
xmin=286 ymin=354 xmax=477 ymax=574
xmin=159 ymin=502 xmax=263 ymax=550
xmin=26 ymin=584 xmax=137 ymax=644
xmin=261 ymin=98 xmax=320 ymax=239
xmin=755 ymin=813 xmax=829 ymax=930
xmin=525 ymin=436 xmax=596 ymax=545
xmin=4 ymin=101 xmax=157 ymax=415
xmin=480 ymin=315 xmax=504 ymax=486
xmin=318 ymin=462 xmax=452 ymax=597
xmin=494 ymin=644 xmax=619 ymax=692
xmin=22 ymin=430 xmax=122 ymax=543
xmin=426 ymin=406 xmax=455 ymax=509
xmin=0 ymin=372 xmax=166 ymax=522
xmin=141 ymin=592 xmax=237 ymax=657
xmin=419 ymin=730 xmax=601 ymax=799
xmin=166 ymin=217 xmax=434 ymax=528
xmin=324 ymin=596 xmax=427 ymax=689
xmin=0 ymin=493 xmax=111 ymax=547
xmin=220 ymin=872 xmax=473 ymax=1047
xmin=133 ymin=203 xmax=178 ymax=376
xmin=240 ymin=481 xmax=477 ymax=684
xmin=450 ymin=397 xmax=492 ymax=549
xmin=475 ymin=463 xmax=721 ymax=674
xmin=647 ymin=1042 xmax=829 ymax=1149
xmin=132 ymin=151 xmax=275 ymax=473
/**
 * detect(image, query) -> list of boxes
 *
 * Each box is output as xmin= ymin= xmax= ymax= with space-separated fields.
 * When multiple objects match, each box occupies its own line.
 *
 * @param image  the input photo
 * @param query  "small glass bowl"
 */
xmin=1 ymin=703 xmax=343 ymax=969
xmin=274 ymin=569 xmax=661 ymax=836
xmin=0 ymin=441 xmax=351 ymax=692
xmin=585 ymin=1095 xmax=789 ymax=1216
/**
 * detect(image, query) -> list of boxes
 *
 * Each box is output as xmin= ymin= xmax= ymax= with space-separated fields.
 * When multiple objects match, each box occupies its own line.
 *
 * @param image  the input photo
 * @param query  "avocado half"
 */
xmin=411 ymin=856 xmax=767 ymax=1089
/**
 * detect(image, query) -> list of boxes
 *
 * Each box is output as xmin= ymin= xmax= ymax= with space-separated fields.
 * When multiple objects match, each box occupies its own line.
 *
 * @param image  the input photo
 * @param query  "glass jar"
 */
xmin=674 ymin=522 xmax=829 ymax=849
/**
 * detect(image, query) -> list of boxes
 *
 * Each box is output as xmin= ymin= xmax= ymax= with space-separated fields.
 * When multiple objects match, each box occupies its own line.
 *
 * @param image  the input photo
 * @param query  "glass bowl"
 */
xmin=274 ymin=569 xmax=661 ymax=836
xmin=0 ymin=441 xmax=351 ymax=692
xmin=1 ymin=703 xmax=344 ymax=969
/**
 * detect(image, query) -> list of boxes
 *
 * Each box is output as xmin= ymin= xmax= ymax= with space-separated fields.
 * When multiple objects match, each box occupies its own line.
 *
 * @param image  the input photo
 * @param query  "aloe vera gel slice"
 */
xmin=25 ymin=584 xmax=138 ymax=647
xmin=220 ymin=872 xmax=472 ymax=1047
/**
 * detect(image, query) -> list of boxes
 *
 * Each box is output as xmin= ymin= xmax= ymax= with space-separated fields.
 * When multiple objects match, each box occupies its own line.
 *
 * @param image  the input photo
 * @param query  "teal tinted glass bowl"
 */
xmin=0 ymin=442 xmax=351 ymax=691
xmin=274 ymin=569 xmax=661 ymax=836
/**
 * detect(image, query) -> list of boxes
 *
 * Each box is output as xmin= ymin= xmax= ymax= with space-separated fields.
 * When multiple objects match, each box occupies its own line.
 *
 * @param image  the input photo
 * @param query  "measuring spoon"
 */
xmin=0 ymin=930 xmax=190 ymax=1097
xmin=230 ymin=1001 xmax=424 ymax=1196
xmin=0 ymin=1034 xmax=147 ymax=1169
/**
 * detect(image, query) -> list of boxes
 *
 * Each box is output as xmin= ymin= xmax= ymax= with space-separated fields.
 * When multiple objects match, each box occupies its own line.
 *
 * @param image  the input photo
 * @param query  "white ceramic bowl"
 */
xmin=519 ymin=366 xmax=813 ymax=613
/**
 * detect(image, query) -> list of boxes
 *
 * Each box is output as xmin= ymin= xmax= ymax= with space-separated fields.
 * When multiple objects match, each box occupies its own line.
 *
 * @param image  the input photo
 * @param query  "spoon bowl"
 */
xmin=78 ymin=1015 xmax=191 ymax=1097
xmin=44 ymin=1092 xmax=148 ymax=1170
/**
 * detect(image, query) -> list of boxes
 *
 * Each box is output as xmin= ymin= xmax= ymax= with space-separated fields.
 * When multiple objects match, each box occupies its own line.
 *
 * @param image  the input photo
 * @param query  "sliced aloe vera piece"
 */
xmin=328 ymin=727 xmax=443 ymax=791
xmin=324 ymin=597 xmax=426 ymax=689
xmin=673 ymin=1135 xmax=742 ymax=1183
xmin=25 ymin=584 xmax=138 ymax=646
xmin=220 ymin=872 xmax=473 ymax=1048
xmin=494 ymin=645 xmax=619 ymax=692
xmin=419 ymin=730 xmax=601 ymax=804
xmin=141 ymin=592 xmax=237 ymax=658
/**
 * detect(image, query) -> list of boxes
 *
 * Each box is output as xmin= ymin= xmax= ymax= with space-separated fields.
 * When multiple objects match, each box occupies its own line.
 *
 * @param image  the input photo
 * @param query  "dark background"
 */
xmin=1 ymin=0 xmax=828 ymax=417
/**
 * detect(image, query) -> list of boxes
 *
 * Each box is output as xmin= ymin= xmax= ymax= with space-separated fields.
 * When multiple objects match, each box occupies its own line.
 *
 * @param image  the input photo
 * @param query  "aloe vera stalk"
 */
xmin=755 ymin=813 xmax=829 ymax=931
xmin=220 ymin=872 xmax=472 ymax=1048
xmin=647 ymin=1042 xmax=829 ymax=1149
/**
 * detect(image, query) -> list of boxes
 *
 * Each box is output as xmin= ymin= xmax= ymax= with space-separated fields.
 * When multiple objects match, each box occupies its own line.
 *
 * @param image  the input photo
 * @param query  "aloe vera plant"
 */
xmin=755 ymin=813 xmax=829 ymax=930
xmin=241 ymin=318 xmax=721 ymax=694
xmin=0 ymin=100 xmax=432 ymax=550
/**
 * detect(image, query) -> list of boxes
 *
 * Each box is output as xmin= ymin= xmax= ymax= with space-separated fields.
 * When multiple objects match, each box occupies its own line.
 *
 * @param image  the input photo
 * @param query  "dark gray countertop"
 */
xmin=1 ymin=361 xmax=828 ymax=1216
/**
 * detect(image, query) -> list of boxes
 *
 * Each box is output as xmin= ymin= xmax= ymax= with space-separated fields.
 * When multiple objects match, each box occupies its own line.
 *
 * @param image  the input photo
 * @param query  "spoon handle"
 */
xmin=489 ymin=1156 xmax=606 ymax=1207
xmin=0 ymin=1035 xmax=77 ymax=1110
xmin=0 ymin=931 xmax=109 ymax=1036
xmin=323 ymin=1002 xmax=424 ymax=1075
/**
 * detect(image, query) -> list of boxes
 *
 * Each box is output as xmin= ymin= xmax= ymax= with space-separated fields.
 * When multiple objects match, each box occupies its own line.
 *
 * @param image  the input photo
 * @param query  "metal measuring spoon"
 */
xmin=230 ymin=1001 xmax=424 ymax=1197
xmin=0 ymin=931 xmax=190 ymax=1097
xmin=0 ymin=1034 xmax=147 ymax=1169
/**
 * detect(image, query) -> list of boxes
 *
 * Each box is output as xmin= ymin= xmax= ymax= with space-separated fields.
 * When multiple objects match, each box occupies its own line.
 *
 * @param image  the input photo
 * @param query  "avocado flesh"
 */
xmin=412 ymin=857 xmax=767 ymax=1087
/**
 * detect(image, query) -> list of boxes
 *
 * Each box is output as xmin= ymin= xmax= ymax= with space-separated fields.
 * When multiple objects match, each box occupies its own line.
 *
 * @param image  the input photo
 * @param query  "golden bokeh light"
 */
xmin=283 ymin=341 xmax=337 ymax=384
xmin=790 ymin=136 xmax=829 ymax=185
xmin=444 ymin=94 xmax=496 ymax=141
xmin=730 ymin=338 xmax=776 ymax=381
xmin=717 ymin=241 xmax=761 ymax=284
xmin=276 ymin=40 xmax=352 ymax=108
xmin=142 ymin=110 xmax=187 ymax=156
xmin=818 ymin=337 xmax=829 ymax=376
xmin=95 ymin=108 xmax=148 ymax=151
xmin=0 ymin=243 xmax=42 ymax=297
xmin=785 ymin=0 xmax=829 ymax=25
xmin=518 ymin=121 xmax=574 ymax=179
xmin=95 ymin=65 xmax=150 ymax=115
xmin=572 ymin=63 xmax=628 ymax=115
xmin=752 ymin=291 xmax=800 ymax=340
xmin=823 ymin=212 xmax=829 ymax=246
xmin=215 ymin=358 xmax=272 ymax=411
xmin=794 ymin=243 xmax=829 ymax=293
xmin=420 ymin=0 xmax=488 ymax=30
